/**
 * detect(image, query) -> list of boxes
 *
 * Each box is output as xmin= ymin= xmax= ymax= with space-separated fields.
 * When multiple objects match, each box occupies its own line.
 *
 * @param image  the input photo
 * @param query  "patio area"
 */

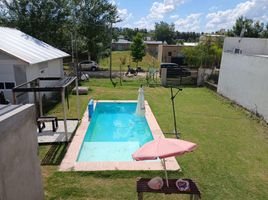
xmin=37 ymin=119 xmax=79 ymax=143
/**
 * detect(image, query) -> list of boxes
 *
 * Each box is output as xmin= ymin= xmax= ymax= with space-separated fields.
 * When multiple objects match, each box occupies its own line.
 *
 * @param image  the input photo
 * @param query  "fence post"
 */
xmin=161 ymin=68 xmax=167 ymax=86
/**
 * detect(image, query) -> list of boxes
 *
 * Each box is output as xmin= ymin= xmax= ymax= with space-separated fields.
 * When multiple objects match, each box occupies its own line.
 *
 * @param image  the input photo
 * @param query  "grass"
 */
xmin=99 ymin=51 xmax=160 ymax=71
xmin=40 ymin=78 xmax=268 ymax=200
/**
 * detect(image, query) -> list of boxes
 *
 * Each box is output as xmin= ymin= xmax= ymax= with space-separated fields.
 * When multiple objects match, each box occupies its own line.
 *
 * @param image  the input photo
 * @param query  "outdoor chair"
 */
xmin=136 ymin=177 xmax=201 ymax=200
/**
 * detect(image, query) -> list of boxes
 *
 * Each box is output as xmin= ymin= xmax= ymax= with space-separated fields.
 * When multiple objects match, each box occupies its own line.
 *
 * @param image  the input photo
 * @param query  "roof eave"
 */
xmin=29 ymin=54 xmax=70 ymax=65
xmin=0 ymin=48 xmax=70 ymax=65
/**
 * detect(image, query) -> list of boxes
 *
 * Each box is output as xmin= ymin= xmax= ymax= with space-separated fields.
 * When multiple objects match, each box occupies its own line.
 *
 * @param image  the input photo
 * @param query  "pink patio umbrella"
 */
xmin=132 ymin=138 xmax=197 ymax=187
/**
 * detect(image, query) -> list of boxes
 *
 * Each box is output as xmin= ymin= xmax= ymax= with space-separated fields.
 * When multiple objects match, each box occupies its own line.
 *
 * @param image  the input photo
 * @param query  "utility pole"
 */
xmin=109 ymin=22 xmax=117 ymax=87
xmin=71 ymin=33 xmax=74 ymax=64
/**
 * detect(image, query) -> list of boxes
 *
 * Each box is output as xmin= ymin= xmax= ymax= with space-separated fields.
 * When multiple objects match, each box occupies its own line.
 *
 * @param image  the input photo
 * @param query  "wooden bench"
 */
xmin=137 ymin=178 xmax=201 ymax=200
xmin=37 ymin=116 xmax=58 ymax=132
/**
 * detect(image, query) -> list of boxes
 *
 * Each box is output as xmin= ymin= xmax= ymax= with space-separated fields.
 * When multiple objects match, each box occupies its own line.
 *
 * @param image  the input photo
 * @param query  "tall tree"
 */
xmin=154 ymin=21 xmax=175 ymax=44
xmin=130 ymin=33 xmax=146 ymax=67
xmin=74 ymin=0 xmax=118 ymax=61
xmin=176 ymin=31 xmax=200 ymax=42
xmin=228 ymin=16 xmax=267 ymax=38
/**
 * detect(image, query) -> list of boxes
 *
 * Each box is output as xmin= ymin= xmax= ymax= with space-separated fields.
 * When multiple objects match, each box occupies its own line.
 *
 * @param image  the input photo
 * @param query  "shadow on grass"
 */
xmin=41 ymin=143 xmax=68 ymax=165
xmin=52 ymin=170 xmax=184 ymax=181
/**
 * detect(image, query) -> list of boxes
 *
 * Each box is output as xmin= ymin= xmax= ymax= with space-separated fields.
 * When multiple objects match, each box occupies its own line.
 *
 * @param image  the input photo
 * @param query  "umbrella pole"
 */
xmin=162 ymin=158 xmax=169 ymax=187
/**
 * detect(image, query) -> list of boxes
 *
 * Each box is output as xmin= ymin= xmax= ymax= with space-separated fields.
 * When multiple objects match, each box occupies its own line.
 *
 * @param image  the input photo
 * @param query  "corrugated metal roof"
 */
xmin=0 ymin=27 xmax=69 ymax=64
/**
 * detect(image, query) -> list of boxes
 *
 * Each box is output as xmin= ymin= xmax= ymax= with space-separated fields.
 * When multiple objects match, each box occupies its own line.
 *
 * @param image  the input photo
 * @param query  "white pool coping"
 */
xmin=59 ymin=100 xmax=180 ymax=171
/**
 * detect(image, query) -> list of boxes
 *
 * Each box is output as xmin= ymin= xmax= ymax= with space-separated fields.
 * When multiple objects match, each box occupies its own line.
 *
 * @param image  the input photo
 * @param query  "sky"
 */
xmin=111 ymin=0 xmax=268 ymax=32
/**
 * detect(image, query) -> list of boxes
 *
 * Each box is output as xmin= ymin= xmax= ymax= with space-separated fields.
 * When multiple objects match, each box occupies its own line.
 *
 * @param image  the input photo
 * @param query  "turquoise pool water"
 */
xmin=77 ymin=102 xmax=154 ymax=162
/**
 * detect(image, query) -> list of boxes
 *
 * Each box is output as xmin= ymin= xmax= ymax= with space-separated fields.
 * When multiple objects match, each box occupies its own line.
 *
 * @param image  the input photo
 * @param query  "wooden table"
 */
xmin=37 ymin=116 xmax=58 ymax=132
xmin=137 ymin=178 xmax=201 ymax=200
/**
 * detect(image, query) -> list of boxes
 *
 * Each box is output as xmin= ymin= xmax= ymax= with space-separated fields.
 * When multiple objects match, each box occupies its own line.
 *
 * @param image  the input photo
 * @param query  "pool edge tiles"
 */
xmin=59 ymin=100 xmax=180 ymax=171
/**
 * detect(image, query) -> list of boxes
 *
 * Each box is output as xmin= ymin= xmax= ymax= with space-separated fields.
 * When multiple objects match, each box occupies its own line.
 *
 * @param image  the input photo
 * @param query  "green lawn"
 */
xmin=99 ymin=51 xmax=160 ymax=71
xmin=41 ymin=78 xmax=268 ymax=200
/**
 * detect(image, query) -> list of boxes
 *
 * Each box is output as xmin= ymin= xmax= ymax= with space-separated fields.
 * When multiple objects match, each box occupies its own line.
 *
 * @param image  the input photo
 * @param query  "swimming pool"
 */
xmin=77 ymin=102 xmax=154 ymax=162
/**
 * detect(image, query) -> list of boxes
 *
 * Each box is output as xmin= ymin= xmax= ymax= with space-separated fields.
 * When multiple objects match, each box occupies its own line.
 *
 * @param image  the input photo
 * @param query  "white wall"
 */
xmin=0 ymin=105 xmax=44 ymax=200
xmin=26 ymin=58 xmax=64 ymax=102
xmin=223 ymin=37 xmax=268 ymax=56
xmin=218 ymin=52 xmax=268 ymax=122
xmin=0 ymin=51 xmax=27 ymax=102
xmin=26 ymin=58 xmax=64 ymax=81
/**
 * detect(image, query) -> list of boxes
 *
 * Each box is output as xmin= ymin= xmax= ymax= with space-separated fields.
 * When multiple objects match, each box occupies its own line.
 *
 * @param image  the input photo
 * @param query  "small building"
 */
xmin=112 ymin=35 xmax=132 ymax=51
xmin=0 ymin=27 xmax=69 ymax=103
xmin=144 ymin=41 xmax=163 ymax=57
xmin=158 ymin=44 xmax=182 ymax=63
xmin=218 ymin=37 xmax=268 ymax=122
xmin=158 ymin=43 xmax=198 ymax=63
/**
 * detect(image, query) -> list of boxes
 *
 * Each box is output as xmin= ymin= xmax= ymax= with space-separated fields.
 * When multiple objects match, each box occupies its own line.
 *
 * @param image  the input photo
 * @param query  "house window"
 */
xmin=5 ymin=82 xmax=15 ymax=89
xmin=0 ymin=82 xmax=4 ymax=89
xmin=168 ymin=52 xmax=172 ymax=56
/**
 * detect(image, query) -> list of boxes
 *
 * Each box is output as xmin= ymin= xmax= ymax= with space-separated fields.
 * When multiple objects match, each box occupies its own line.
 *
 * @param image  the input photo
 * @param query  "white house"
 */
xmin=218 ymin=37 xmax=268 ymax=122
xmin=0 ymin=27 xmax=69 ymax=103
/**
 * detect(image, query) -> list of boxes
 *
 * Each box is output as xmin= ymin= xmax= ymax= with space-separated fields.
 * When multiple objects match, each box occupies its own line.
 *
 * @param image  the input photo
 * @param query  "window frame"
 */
xmin=0 ymin=82 xmax=4 ymax=89
xmin=4 ymin=82 xmax=15 ymax=90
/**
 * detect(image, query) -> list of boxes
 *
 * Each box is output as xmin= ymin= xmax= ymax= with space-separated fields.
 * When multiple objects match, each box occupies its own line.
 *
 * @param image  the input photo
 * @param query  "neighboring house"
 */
xmin=144 ymin=41 xmax=163 ymax=58
xmin=0 ymin=27 xmax=69 ymax=103
xmin=158 ymin=43 xmax=198 ymax=63
xmin=158 ymin=45 xmax=183 ymax=63
xmin=218 ymin=37 xmax=268 ymax=122
xmin=112 ymin=35 xmax=132 ymax=51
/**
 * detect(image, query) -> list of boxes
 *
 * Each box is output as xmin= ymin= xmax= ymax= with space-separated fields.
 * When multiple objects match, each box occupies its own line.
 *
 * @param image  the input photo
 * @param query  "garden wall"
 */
xmin=161 ymin=68 xmax=197 ymax=86
xmin=218 ymin=52 xmax=268 ymax=122
xmin=0 ymin=104 xmax=44 ymax=200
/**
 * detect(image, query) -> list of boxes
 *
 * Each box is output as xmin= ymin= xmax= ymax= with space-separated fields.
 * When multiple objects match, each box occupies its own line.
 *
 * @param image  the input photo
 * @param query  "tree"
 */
xmin=130 ymin=33 xmax=146 ymax=67
xmin=74 ymin=0 xmax=118 ymax=61
xmin=175 ymin=31 xmax=200 ymax=42
xmin=112 ymin=27 xmax=150 ymax=41
xmin=181 ymin=47 xmax=201 ymax=68
xmin=261 ymin=23 xmax=268 ymax=38
xmin=182 ymin=36 xmax=223 ymax=69
xmin=154 ymin=21 xmax=175 ymax=44
xmin=228 ymin=16 xmax=267 ymax=38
